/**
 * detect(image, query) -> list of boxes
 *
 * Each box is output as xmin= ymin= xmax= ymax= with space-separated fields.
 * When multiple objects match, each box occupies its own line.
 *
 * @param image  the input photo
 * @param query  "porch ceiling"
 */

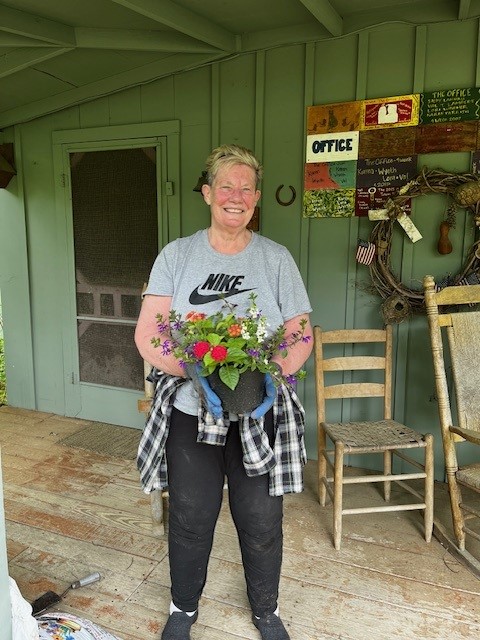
xmin=0 ymin=0 xmax=479 ymax=128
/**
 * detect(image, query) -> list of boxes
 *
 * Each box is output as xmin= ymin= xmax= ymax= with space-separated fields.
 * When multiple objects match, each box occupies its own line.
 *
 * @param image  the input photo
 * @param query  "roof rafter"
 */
xmin=0 ymin=4 xmax=75 ymax=46
xmin=110 ymin=0 xmax=237 ymax=51
xmin=74 ymin=27 xmax=220 ymax=53
xmin=0 ymin=50 xmax=226 ymax=128
xmin=298 ymin=0 xmax=343 ymax=37
xmin=0 ymin=47 xmax=73 ymax=79
xmin=458 ymin=0 xmax=471 ymax=19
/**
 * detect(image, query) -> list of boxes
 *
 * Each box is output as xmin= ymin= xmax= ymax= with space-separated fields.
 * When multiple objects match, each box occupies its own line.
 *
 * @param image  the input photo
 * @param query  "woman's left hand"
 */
xmin=250 ymin=373 xmax=276 ymax=419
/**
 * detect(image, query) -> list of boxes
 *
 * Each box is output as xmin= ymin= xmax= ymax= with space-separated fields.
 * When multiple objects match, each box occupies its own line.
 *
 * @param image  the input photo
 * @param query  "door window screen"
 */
xmin=70 ymin=147 xmax=158 ymax=390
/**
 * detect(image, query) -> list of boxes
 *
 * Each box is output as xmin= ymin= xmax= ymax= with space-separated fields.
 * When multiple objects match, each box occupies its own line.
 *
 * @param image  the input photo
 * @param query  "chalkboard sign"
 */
xmin=420 ymin=87 xmax=480 ymax=124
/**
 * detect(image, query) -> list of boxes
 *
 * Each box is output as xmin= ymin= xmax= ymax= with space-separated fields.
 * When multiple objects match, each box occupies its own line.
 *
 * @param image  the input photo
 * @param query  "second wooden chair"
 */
xmin=313 ymin=325 xmax=434 ymax=550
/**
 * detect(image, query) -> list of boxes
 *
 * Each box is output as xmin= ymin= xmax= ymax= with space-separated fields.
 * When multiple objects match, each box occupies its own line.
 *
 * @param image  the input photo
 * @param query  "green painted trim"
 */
xmin=52 ymin=141 xmax=81 ymax=416
xmin=0 ymin=53 xmax=224 ymax=129
xmin=53 ymin=120 xmax=180 ymax=144
xmin=52 ymin=121 xmax=181 ymax=418
xmin=300 ymin=43 xmax=315 ymax=284
xmin=393 ymin=25 xmax=429 ymax=425
xmin=0 ymin=127 xmax=36 ymax=409
xmin=254 ymin=51 xmax=265 ymax=169
xmin=413 ymin=25 xmax=427 ymax=90
xmin=211 ymin=63 xmax=220 ymax=148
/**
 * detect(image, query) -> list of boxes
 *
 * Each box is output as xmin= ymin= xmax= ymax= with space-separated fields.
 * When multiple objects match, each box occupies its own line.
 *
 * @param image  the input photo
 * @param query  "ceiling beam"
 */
xmin=74 ymin=28 xmax=220 ymax=53
xmin=458 ymin=0 xmax=471 ymax=19
xmin=298 ymin=0 xmax=343 ymax=37
xmin=0 ymin=4 xmax=75 ymax=46
xmin=0 ymin=33 xmax=57 ymax=47
xmin=0 ymin=47 xmax=73 ymax=79
xmin=0 ymin=51 xmax=226 ymax=128
xmin=110 ymin=0 xmax=236 ymax=51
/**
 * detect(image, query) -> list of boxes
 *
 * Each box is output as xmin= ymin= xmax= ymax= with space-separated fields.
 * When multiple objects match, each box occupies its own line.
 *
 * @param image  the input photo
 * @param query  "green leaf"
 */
xmin=219 ymin=365 xmax=240 ymax=390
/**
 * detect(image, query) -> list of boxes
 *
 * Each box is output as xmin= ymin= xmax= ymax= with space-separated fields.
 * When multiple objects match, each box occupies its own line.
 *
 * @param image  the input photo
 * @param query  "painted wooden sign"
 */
xmin=307 ymin=101 xmax=362 ymax=134
xmin=304 ymin=161 xmax=357 ymax=190
xmin=355 ymin=155 xmax=416 ymax=215
xmin=420 ymin=87 xmax=480 ymax=124
xmin=306 ymin=131 xmax=359 ymax=163
xmin=303 ymin=189 xmax=355 ymax=218
xmin=359 ymin=127 xmax=416 ymax=158
xmin=361 ymin=94 xmax=419 ymax=130
xmin=415 ymin=121 xmax=477 ymax=153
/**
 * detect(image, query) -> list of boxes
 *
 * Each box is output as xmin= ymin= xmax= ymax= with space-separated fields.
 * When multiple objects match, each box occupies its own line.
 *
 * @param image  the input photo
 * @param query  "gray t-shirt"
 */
xmin=145 ymin=229 xmax=312 ymax=414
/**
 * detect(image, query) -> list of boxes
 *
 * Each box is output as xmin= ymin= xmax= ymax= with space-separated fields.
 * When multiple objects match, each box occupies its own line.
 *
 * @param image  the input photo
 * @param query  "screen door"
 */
xmin=70 ymin=147 xmax=159 ymax=395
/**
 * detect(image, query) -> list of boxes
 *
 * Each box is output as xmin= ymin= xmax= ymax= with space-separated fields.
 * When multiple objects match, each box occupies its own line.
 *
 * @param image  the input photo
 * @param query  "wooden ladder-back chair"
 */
xmin=424 ymin=274 xmax=480 ymax=564
xmin=314 ymin=325 xmax=434 ymax=550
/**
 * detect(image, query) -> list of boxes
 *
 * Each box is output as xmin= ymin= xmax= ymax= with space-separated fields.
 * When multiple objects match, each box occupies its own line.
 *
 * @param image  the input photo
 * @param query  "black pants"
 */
xmin=165 ymin=407 xmax=283 ymax=618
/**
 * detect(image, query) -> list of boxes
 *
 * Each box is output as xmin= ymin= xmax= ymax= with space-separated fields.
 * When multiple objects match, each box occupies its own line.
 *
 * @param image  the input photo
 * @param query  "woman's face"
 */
xmin=202 ymin=163 xmax=260 ymax=233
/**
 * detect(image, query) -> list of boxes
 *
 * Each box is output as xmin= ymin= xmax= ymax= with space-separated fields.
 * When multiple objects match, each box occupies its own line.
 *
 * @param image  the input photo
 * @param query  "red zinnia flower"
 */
xmin=192 ymin=341 xmax=210 ymax=358
xmin=211 ymin=345 xmax=228 ymax=362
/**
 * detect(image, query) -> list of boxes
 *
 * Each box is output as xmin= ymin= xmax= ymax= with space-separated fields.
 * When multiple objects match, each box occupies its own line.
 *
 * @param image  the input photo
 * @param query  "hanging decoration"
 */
xmin=367 ymin=167 xmax=480 ymax=322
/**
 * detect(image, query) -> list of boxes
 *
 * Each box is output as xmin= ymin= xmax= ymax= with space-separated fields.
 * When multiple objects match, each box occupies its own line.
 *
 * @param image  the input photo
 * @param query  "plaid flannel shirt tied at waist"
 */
xmin=137 ymin=369 xmax=307 ymax=497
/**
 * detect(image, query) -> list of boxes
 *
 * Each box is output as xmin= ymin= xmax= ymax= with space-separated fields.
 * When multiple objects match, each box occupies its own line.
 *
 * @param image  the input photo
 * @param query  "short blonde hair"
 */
xmin=205 ymin=144 xmax=263 ymax=187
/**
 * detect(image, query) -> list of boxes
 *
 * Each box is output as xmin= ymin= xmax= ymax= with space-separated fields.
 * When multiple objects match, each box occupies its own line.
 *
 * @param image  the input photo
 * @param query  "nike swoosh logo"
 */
xmin=189 ymin=287 xmax=255 ymax=305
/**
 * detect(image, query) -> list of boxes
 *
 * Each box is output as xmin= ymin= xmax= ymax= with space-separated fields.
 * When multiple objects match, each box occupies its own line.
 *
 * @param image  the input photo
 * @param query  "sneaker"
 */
xmin=252 ymin=613 xmax=291 ymax=640
xmin=161 ymin=611 xmax=198 ymax=640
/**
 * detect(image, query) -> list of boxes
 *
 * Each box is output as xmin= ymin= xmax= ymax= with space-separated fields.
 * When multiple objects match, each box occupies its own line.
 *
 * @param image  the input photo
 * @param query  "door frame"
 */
xmin=53 ymin=121 xmax=180 ymax=426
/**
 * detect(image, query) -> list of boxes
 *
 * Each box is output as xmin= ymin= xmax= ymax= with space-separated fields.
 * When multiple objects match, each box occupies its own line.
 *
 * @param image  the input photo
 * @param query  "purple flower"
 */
xmin=286 ymin=374 xmax=297 ymax=385
xmin=157 ymin=321 xmax=169 ymax=333
xmin=302 ymin=335 xmax=312 ymax=343
xmin=247 ymin=348 xmax=260 ymax=358
xmin=162 ymin=340 xmax=172 ymax=355
xmin=173 ymin=319 xmax=183 ymax=331
xmin=279 ymin=341 xmax=288 ymax=350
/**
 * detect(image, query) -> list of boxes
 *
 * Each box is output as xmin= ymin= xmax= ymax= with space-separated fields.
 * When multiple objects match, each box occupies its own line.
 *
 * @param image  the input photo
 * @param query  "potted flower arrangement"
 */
xmin=152 ymin=293 xmax=310 ymax=412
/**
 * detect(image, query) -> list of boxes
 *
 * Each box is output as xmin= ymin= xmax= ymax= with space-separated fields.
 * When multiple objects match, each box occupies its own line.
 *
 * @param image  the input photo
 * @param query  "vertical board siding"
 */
xmin=263 ymin=45 xmax=306 ymax=261
xmin=219 ymin=55 xmax=256 ymax=149
xmin=3 ymin=18 xmax=480 ymax=477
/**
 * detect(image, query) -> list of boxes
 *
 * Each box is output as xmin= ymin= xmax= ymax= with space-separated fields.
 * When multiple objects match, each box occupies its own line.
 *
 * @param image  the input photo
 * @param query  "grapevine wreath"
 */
xmin=368 ymin=167 xmax=480 ymax=323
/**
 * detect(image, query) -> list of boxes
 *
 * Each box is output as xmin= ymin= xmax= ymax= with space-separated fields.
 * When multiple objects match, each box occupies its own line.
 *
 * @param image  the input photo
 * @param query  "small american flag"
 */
xmin=356 ymin=239 xmax=376 ymax=265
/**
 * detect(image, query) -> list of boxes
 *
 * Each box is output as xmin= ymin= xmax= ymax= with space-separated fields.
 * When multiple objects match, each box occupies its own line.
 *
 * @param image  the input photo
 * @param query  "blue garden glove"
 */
xmin=250 ymin=373 xmax=276 ymax=419
xmin=191 ymin=364 xmax=223 ymax=419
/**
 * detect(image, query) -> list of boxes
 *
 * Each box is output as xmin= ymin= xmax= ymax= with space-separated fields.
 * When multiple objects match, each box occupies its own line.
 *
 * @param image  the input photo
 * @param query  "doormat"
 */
xmin=58 ymin=422 xmax=141 ymax=459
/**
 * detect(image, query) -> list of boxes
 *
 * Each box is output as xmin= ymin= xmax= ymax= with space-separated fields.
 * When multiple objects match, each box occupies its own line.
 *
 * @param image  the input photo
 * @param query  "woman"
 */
xmin=135 ymin=144 xmax=313 ymax=640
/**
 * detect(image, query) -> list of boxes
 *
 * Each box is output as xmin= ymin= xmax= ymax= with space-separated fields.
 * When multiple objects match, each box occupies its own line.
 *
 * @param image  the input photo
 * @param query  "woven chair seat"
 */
xmin=457 ymin=463 xmax=480 ymax=491
xmin=323 ymin=419 xmax=426 ymax=451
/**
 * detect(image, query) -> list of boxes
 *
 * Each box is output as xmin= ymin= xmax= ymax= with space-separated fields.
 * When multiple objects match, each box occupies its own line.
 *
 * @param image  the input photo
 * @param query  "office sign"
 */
xmin=306 ymin=131 xmax=359 ymax=163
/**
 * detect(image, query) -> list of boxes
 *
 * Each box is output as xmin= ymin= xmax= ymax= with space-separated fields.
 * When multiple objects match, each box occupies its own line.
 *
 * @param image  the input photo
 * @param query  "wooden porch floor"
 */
xmin=1 ymin=405 xmax=480 ymax=640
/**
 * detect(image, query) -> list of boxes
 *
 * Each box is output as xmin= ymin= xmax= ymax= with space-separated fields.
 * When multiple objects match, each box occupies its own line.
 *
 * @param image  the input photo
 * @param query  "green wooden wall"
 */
xmin=2 ymin=17 xmax=480 ymax=478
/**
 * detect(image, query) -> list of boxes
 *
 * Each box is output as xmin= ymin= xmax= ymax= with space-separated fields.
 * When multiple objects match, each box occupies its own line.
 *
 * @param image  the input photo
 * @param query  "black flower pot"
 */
xmin=207 ymin=368 xmax=265 ymax=414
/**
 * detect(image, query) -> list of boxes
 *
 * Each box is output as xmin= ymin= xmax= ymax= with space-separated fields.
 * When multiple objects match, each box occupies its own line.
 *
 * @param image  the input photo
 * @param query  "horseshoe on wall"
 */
xmin=275 ymin=184 xmax=296 ymax=206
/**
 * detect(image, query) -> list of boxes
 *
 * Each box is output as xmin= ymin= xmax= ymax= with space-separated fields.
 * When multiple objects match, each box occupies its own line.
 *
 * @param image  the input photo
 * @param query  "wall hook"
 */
xmin=275 ymin=184 xmax=296 ymax=206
